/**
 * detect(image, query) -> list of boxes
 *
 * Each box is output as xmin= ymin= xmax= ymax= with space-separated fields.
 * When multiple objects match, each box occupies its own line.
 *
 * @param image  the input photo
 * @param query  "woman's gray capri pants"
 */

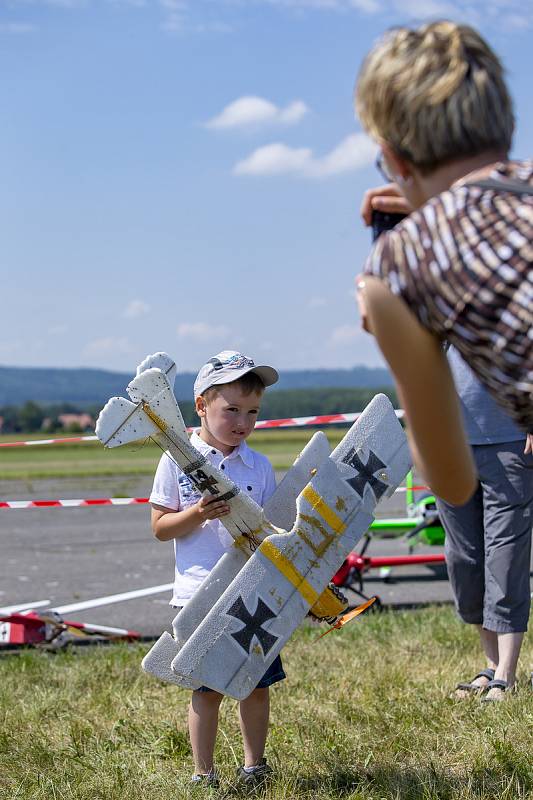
xmin=436 ymin=440 xmax=533 ymax=634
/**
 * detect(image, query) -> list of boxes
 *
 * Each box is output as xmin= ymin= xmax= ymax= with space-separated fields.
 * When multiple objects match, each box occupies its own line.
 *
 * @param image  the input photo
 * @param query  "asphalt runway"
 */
xmin=1 ymin=473 xmax=530 ymax=640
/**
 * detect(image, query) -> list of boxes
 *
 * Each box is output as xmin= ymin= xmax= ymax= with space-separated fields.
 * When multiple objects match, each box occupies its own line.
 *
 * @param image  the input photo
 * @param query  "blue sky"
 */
xmin=1 ymin=0 xmax=531 ymax=374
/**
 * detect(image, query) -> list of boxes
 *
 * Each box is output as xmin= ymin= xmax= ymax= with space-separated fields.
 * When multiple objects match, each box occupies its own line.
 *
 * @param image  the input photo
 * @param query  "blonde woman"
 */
xmin=354 ymin=21 xmax=532 ymax=506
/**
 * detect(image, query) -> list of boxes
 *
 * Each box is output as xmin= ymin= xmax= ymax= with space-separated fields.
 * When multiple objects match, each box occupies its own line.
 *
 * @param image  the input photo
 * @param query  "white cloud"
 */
xmin=159 ymin=0 xmax=186 ymax=31
xmin=206 ymin=96 xmax=309 ymax=130
xmin=349 ymin=0 xmax=380 ymax=11
xmin=159 ymin=0 xmax=187 ymax=8
xmin=158 ymin=0 xmax=235 ymax=34
xmin=260 ymin=0 xmax=380 ymax=13
xmin=123 ymin=299 xmax=151 ymax=319
xmin=234 ymin=143 xmax=313 ymax=176
xmin=0 ymin=23 xmax=36 ymax=34
xmin=6 ymin=0 xmax=531 ymax=31
xmin=177 ymin=321 xmax=230 ymax=341
xmin=83 ymin=337 xmax=132 ymax=356
xmin=39 ymin=0 xmax=88 ymax=7
xmin=311 ymin=133 xmax=378 ymax=177
xmin=48 ymin=324 xmax=68 ymax=335
xmin=234 ymin=133 xmax=377 ymax=178
xmin=308 ymin=296 xmax=327 ymax=309
xmin=110 ymin=0 xmax=147 ymax=6
xmin=397 ymin=0 xmax=459 ymax=17
xmin=0 ymin=340 xmax=22 ymax=357
xmin=261 ymin=0 xmax=472 ymax=14
xmin=499 ymin=13 xmax=532 ymax=31
xmin=329 ymin=324 xmax=362 ymax=345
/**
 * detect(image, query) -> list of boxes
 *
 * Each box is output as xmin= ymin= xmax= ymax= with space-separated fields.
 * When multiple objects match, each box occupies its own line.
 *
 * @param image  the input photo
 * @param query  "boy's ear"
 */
xmin=195 ymin=395 xmax=207 ymax=418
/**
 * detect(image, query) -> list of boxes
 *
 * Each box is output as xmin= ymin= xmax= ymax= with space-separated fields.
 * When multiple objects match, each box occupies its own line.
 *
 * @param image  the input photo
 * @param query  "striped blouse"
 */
xmin=364 ymin=160 xmax=533 ymax=431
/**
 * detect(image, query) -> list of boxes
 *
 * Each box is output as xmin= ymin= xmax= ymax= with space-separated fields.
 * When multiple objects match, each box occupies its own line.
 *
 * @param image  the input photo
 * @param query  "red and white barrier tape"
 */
xmin=0 ymin=434 xmax=98 ymax=448
xmin=0 ymin=497 xmax=149 ymax=509
xmin=0 ymin=486 xmax=429 ymax=510
xmin=0 ymin=410 xmax=404 ymax=448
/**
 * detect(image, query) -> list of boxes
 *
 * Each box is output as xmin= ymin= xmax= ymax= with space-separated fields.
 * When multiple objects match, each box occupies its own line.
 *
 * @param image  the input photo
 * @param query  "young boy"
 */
xmin=149 ymin=350 xmax=285 ymax=788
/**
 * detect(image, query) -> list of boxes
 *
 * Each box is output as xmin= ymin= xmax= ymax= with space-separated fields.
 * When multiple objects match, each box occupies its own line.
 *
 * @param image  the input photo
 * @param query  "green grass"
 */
xmin=0 ymin=429 xmax=347 ymax=480
xmin=1 ymin=607 xmax=532 ymax=799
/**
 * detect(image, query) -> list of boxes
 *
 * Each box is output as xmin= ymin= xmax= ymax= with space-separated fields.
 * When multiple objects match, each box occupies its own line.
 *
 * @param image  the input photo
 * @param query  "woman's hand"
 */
xmin=357 ymin=183 xmax=414 ymax=333
xmin=525 ymin=433 xmax=533 ymax=455
xmin=360 ymin=183 xmax=412 ymax=226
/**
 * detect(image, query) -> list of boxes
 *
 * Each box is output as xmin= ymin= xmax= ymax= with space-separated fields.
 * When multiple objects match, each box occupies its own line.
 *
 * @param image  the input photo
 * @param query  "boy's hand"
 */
xmin=360 ymin=183 xmax=412 ymax=226
xmin=195 ymin=495 xmax=231 ymax=522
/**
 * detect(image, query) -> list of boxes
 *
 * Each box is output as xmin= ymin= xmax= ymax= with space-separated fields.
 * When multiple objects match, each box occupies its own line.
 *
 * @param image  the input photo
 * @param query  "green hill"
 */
xmin=0 ymin=364 xmax=393 ymax=407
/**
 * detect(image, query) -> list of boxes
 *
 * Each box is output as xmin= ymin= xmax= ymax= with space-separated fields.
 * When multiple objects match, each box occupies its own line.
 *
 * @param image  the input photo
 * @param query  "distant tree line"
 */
xmin=0 ymin=386 xmax=398 ymax=434
xmin=0 ymin=402 xmax=98 ymax=434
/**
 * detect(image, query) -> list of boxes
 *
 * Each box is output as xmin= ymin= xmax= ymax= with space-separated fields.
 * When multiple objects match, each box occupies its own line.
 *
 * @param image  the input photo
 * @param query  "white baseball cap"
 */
xmin=194 ymin=350 xmax=279 ymax=398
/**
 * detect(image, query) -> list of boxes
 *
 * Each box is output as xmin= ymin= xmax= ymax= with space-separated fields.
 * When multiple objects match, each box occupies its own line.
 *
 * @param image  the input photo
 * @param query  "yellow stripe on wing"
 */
xmin=259 ymin=488 xmax=349 ymax=606
xmin=301 ymin=485 xmax=347 ymax=533
xmin=259 ymin=539 xmax=319 ymax=606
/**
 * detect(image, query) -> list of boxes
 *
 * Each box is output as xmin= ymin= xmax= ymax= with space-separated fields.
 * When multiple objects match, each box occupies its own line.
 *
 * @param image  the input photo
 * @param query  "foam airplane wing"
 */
xmin=169 ymin=393 xmax=411 ymax=699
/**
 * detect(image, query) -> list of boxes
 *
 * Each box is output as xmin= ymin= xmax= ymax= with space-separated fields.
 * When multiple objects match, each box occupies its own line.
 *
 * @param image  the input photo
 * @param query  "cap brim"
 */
xmin=197 ymin=364 xmax=279 ymax=396
xmin=250 ymin=365 xmax=279 ymax=388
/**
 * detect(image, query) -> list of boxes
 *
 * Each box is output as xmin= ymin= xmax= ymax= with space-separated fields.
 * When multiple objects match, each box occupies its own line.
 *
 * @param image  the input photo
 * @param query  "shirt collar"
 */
xmin=190 ymin=429 xmax=254 ymax=468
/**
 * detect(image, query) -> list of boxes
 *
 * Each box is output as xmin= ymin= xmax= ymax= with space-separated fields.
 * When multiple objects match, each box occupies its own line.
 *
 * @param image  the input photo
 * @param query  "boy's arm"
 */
xmin=151 ymin=497 xmax=231 ymax=542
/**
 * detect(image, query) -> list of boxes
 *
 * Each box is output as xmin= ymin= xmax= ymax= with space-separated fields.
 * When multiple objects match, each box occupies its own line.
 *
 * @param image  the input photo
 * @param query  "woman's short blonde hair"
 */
xmin=355 ymin=20 xmax=514 ymax=173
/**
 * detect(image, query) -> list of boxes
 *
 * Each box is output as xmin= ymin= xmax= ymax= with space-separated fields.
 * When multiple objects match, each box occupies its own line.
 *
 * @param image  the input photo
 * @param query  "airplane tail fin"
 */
xmin=95 ymin=396 xmax=157 ymax=448
xmin=136 ymin=352 xmax=177 ymax=389
xmin=126 ymin=368 xmax=189 ymax=442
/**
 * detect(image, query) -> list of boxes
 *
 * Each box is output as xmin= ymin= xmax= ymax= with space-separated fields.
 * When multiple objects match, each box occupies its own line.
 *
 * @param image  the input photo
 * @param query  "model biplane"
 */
xmin=0 ymin=606 xmax=139 ymax=649
xmin=96 ymin=353 xmax=411 ymax=699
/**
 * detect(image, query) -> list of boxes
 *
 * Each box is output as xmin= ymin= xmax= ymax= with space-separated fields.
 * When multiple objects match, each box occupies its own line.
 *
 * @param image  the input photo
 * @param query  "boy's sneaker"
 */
xmin=191 ymin=770 xmax=220 ymax=788
xmin=236 ymin=758 xmax=273 ymax=788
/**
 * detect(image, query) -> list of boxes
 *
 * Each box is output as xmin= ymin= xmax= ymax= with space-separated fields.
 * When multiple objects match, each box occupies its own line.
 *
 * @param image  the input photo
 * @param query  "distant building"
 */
xmin=57 ymin=413 xmax=95 ymax=431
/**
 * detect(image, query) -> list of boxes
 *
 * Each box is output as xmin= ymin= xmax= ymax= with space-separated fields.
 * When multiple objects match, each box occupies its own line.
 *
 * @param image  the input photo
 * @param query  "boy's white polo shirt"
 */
xmin=150 ymin=429 xmax=276 ymax=606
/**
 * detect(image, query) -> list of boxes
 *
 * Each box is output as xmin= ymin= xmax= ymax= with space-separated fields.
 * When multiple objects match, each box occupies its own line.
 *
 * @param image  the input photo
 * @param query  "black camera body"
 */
xmin=371 ymin=209 xmax=406 ymax=241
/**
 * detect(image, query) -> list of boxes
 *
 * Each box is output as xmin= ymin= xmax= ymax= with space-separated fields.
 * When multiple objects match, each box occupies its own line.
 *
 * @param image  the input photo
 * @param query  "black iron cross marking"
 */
xmin=189 ymin=469 xmax=219 ymax=495
xmin=227 ymin=596 xmax=279 ymax=656
xmin=342 ymin=447 xmax=388 ymax=501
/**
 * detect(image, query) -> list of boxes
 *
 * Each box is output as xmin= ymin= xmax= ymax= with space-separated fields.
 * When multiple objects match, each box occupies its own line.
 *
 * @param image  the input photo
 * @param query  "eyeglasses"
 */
xmin=376 ymin=152 xmax=394 ymax=183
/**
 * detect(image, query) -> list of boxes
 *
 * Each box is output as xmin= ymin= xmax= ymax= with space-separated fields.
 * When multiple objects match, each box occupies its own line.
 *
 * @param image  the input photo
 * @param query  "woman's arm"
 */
xmin=360 ymin=276 xmax=477 ymax=505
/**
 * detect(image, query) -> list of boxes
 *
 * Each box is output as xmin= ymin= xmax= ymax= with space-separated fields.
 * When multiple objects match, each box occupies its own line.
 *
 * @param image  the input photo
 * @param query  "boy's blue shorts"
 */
xmin=195 ymin=655 xmax=286 ymax=693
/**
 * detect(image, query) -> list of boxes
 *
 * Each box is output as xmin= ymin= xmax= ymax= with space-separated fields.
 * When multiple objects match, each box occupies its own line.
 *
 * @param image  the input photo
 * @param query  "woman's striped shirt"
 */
xmin=364 ymin=160 xmax=533 ymax=431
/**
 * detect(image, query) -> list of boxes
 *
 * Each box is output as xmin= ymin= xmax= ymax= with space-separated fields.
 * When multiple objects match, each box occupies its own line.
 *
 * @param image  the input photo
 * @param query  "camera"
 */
xmin=371 ymin=209 xmax=406 ymax=241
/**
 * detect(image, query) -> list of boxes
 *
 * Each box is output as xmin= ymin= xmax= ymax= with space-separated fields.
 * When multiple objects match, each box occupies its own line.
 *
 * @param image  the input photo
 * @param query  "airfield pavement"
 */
xmin=1 ymin=473 xmax=532 ymax=640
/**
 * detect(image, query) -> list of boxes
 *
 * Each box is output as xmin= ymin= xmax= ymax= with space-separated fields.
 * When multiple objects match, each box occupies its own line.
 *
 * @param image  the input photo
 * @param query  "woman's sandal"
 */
xmin=455 ymin=668 xmax=495 ymax=697
xmin=481 ymin=678 xmax=516 ymax=703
